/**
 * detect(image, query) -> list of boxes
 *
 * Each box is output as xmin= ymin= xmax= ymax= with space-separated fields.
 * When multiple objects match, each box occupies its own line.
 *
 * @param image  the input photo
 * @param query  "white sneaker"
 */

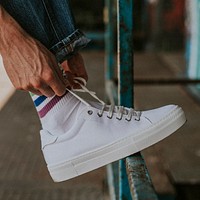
xmin=40 ymin=78 xmax=186 ymax=182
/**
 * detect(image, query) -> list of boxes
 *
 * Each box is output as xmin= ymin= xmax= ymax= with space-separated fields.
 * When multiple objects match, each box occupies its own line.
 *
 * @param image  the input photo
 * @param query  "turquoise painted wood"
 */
xmin=105 ymin=0 xmax=115 ymax=80
xmin=117 ymin=0 xmax=134 ymax=107
xmin=117 ymin=0 xmax=133 ymax=199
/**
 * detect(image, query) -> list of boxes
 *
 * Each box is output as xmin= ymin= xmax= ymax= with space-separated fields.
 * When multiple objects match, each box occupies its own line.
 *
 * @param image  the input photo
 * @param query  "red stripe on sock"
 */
xmin=38 ymin=95 xmax=63 ymax=118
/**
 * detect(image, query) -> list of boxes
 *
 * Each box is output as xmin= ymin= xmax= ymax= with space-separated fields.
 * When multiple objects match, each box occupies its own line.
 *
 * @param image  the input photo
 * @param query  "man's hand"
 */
xmin=60 ymin=53 xmax=88 ymax=89
xmin=0 ymin=6 xmax=67 ymax=97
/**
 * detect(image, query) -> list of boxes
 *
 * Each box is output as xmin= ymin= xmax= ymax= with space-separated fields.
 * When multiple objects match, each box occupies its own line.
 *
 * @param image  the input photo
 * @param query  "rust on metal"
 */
xmin=126 ymin=153 xmax=159 ymax=200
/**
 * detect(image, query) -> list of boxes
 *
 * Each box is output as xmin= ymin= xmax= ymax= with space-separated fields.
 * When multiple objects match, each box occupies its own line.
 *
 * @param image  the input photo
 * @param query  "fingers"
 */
xmin=28 ymin=81 xmax=58 ymax=97
xmin=28 ymin=70 xmax=66 ymax=97
xmin=48 ymin=79 xmax=66 ymax=96
xmin=30 ymin=82 xmax=65 ymax=97
xmin=59 ymin=62 xmax=77 ymax=88
xmin=53 ymin=62 xmax=68 ymax=86
xmin=38 ymin=86 xmax=55 ymax=97
xmin=29 ymin=82 xmax=64 ymax=97
xmin=60 ymin=54 xmax=88 ymax=89
xmin=28 ymin=88 xmax=55 ymax=98
xmin=67 ymin=53 xmax=88 ymax=81
xmin=12 ymin=51 xmax=87 ymax=96
xmin=59 ymin=61 xmax=74 ymax=85
xmin=28 ymin=89 xmax=43 ymax=96
xmin=63 ymin=71 xmax=75 ymax=87
xmin=42 ymin=70 xmax=66 ymax=97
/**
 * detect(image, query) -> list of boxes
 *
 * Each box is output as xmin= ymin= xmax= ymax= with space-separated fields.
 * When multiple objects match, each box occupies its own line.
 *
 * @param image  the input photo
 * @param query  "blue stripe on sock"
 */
xmin=34 ymin=95 xmax=47 ymax=107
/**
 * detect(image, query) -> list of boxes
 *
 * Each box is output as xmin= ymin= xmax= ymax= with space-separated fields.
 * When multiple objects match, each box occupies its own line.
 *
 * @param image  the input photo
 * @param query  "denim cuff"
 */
xmin=50 ymin=29 xmax=91 ymax=63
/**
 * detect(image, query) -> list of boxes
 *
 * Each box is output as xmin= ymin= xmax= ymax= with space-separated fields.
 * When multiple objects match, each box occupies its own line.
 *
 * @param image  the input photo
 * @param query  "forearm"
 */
xmin=0 ymin=5 xmax=29 ymax=54
xmin=0 ymin=4 xmax=87 ymax=96
xmin=0 ymin=5 xmax=68 ymax=96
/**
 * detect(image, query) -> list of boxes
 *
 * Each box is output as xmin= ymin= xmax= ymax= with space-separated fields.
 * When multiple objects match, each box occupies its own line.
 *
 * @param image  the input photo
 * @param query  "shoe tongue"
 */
xmin=87 ymin=101 xmax=103 ymax=109
xmin=68 ymin=91 xmax=129 ymax=115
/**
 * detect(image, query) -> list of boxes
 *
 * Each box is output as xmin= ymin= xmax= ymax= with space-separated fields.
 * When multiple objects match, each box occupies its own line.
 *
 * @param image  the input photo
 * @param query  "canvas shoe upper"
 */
xmin=40 ymin=78 xmax=186 ymax=182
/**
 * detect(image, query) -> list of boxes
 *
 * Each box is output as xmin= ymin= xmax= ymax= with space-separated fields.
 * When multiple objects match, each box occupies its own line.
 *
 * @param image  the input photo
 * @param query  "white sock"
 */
xmin=30 ymin=92 xmax=83 ymax=135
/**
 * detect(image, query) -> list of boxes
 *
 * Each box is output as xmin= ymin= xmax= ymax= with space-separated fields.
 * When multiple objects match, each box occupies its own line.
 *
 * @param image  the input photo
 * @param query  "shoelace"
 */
xmin=66 ymin=77 xmax=141 ymax=121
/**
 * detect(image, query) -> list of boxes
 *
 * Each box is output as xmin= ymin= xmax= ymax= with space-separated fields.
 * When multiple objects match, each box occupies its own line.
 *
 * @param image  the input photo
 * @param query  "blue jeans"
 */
xmin=0 ymin=0 xmax=90 ymax=63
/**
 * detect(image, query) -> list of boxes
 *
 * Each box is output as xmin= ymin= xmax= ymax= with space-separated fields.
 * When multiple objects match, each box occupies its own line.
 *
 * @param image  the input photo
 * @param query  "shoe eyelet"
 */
xmin=97 ymin=113 xmax=103 ymax=117
xmin=116 ymin=117 xmax=122 ymax=120
xmin=88 ymin=110 xmax=93 ymax=115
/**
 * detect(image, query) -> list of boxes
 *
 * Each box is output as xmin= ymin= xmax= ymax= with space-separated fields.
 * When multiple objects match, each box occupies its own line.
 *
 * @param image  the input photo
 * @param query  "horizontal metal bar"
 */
xmin=126 ymin=153 xmax=159 ymax=200
xmin=133 ymin=78 xmax=200 ymax=85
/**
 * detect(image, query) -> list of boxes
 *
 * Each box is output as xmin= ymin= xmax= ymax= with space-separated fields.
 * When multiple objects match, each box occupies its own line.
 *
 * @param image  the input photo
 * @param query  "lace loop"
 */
xmin=107 ymin=104 xmax=115 ymax=119
xmin=98 ymin=104 xmax=106 ymax=117
xmin=134 ymin=111 xmax=141 ymax=121
xmin=116 ymin=106 xmax=123 ymax=120
xmin=67 ymin=77 xmax=141 ymax=121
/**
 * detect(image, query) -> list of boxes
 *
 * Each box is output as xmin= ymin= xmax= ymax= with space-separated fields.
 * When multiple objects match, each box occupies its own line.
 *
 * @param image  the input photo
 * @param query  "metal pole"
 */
xmin=117 ymin=0 xmax=134 ymax=199
xmin=117 ymin=0 xmax=134 ymax=105
xmin=105 ymin=0 xmax=115 ymax=81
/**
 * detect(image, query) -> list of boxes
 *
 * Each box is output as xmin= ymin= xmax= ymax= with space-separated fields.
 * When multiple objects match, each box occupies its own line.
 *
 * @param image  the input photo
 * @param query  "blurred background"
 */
xmin=71 ymin=0 xmax=186 ymax=51
xmin=0 ymin=0 xmax=200 ymax=200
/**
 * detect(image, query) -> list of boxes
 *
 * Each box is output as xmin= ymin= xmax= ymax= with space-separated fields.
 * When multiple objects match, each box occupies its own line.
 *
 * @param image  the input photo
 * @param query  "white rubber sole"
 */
xmin=48 ymin=107 xmax=186 ymax=182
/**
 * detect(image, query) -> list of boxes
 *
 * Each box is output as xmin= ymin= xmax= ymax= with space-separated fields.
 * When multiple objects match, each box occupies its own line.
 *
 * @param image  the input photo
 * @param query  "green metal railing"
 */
xmin=104 ymin=0 xmax=159 ymax=199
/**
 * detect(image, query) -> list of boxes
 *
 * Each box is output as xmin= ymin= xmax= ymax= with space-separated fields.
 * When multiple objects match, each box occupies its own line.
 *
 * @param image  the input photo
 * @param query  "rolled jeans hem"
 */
xmin=50 ymin=29 xmax=91 ymax=63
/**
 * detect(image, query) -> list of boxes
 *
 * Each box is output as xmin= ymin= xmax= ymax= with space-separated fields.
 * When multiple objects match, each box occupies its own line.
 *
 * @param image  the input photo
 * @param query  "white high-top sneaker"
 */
xmin=40 ymin=78 xmax=186 ymax=182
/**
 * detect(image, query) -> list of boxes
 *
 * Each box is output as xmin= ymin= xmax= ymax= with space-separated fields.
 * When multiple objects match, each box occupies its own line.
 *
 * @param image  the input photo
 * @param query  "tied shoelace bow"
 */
xmin=66 ymin=77 xmax=141 ymax=121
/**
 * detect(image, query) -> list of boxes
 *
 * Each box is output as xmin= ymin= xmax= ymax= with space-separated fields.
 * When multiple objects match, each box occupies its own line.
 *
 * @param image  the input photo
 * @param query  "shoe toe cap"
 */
xmin=141 ymin=104 xmax=179 ymax=124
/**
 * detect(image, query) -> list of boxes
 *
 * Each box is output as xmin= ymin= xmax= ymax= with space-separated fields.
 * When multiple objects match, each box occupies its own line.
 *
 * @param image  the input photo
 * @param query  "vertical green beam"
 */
xmin=117 ymin=0 xmax=134 ymax=106
xmin=105 ymin=0 xmax=115 ymax=80
xmin=117 ymin=0 xmax=133 ymax=199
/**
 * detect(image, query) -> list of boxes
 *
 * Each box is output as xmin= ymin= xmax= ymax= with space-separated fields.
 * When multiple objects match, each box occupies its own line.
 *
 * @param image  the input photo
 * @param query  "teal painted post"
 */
xmin=117 ymin=0 xmax=134 ymax=199
xmin=105 ymin=0 xmax=115 ymax=80
xmin=117 ymin=0 xmax=134 ymax=106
